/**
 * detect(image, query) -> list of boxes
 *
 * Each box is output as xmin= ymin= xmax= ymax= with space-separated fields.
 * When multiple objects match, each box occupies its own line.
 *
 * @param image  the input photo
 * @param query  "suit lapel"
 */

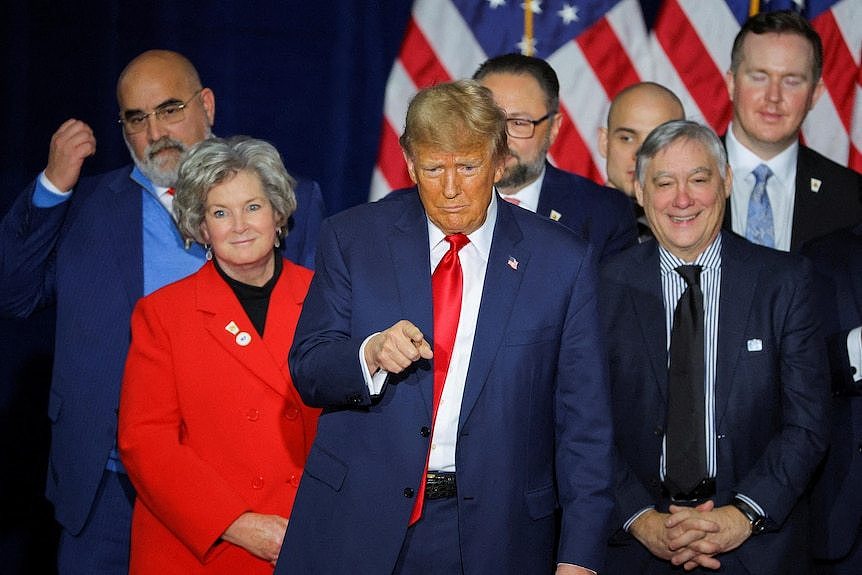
xmin=715 ymin=233 xmax=758 ymax=425
xmin=458 ymin=202 xmax=527 ymax=430
xmin=387 ymin=194 xmax=435 ymax=417
xmin=196 ymin=262 xmax=293 ymax=397
xmin=102 ymin=170 xmax=144 ymax=308
xmin=630 ymin=244 xmax=669 ymax=401
xmin=536 ymin=163 xmax=562 ymax=221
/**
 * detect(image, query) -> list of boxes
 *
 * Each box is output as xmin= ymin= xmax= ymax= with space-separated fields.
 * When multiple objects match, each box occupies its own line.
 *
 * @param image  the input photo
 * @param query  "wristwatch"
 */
xmin=731 ymin=497 xmax=767 ymax=535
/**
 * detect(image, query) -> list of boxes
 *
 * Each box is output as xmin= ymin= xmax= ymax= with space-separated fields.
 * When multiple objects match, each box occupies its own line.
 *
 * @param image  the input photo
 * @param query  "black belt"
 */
xmin=425 ymin=472 xmax=457 ymax=500
xmin=661 ymin=477 xmax=715 ymax=505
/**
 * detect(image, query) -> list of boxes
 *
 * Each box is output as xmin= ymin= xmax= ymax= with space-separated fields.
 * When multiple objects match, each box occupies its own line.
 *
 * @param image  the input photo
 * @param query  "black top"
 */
xmin=214 ymin=252 xmax=283 ymax=336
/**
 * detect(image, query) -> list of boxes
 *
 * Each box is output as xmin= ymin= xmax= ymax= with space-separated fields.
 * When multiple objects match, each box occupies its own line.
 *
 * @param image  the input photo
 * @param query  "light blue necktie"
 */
xmin=745 ymin=164 xmax=774 ymax=248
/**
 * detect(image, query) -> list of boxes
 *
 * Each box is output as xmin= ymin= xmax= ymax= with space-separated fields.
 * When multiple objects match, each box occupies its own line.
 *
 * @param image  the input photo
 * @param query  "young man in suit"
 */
xmin=601 ymin=120 xmax=829 ymax=573
xmin=599 ymin=81 xmax=685 ymax=241
xmin=0 ymin=50 xmax=324 ymax=574
xmin=278 ymin=79 xmax=614 ymax=574
xmin=723 ymin=10 xmax=861 ymax=252
xmin=473 ymin=53 xmax=637 ymax=260
xmin=803 ymin=224 xmax=862 ymax=574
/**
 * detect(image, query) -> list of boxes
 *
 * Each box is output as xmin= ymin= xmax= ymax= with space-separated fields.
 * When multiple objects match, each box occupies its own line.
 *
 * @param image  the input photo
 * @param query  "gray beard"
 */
xmin=125 ymin=129 xmax=212 ymax=188
xmin=496 ymin=157 xmax=545 ymax=191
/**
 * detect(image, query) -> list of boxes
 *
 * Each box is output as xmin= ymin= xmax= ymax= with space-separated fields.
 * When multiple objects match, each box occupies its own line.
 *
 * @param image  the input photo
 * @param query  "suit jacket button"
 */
xmin=653 ymin=426 xmax=663 ymax=436
xmin=284 ymin=405 xmax=300 ymax=419
xmin=252 ymin=476 xmax=265 ymax=489
xmin=403 ymin=487 xmax=414 ymax=498
xmin=289 ymin=473 xmax=300 ymax=487
xmin=246 ymin=408 xmax=259 ymax=421
xmin=420 ymin=426 xmax=431 ymax=437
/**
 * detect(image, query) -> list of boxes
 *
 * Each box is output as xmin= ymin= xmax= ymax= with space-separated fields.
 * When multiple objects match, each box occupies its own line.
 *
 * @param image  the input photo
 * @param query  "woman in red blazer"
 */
xmin=119 ymin=136 xmax=318 ymax=574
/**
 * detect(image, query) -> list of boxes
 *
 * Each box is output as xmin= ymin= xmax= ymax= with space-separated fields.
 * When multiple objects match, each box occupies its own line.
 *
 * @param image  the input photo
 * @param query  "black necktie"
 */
xmin=665 ymin=264 xmax=707 ymax=496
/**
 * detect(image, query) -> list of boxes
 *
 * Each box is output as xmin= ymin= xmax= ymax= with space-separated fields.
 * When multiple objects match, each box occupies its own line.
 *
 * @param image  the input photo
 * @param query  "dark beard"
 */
xmin=496 ymin=157 xmax=544 ymax=191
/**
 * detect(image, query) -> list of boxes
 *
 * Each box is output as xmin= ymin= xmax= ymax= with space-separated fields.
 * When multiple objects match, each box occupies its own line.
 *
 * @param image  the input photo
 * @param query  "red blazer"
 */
xmin=119 ymin=259 xmax=318 ymax=574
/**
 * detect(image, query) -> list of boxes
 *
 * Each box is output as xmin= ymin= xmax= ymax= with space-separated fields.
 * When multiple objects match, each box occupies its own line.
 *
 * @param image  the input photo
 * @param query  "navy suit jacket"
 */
xmin=537 ymin=163 xmax=637 ymax=260
xmin=279 ymin=191 xmax=615 ymax=573
xmin=600 ymin=232 xmax=829 ymax=574
xmin=0 ymin=165 xmax=323 ymax=536
xmin=803 ymin=223 xmax=862 ymax=561
xmin=724 ymin=144 xmax=862 ymax=252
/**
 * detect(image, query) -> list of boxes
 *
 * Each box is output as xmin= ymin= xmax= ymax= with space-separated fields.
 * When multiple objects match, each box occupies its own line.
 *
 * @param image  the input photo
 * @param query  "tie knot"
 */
xmin=166 ymin=187 xmax=176 ymax=196
xmin=752 ymin=164 xmax=772 ymax=185
xmin=444 ymin=233 xmax=470 ymax=252
xmin=675 ymin=264 xmax=702 ymax=287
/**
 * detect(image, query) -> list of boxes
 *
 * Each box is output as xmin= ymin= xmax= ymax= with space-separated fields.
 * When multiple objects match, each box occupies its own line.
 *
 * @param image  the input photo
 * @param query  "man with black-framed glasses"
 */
xmin=474 ymin=53 xmax=636 ymax=261
xmin=0 ymin=49 xmax=324 ymax=574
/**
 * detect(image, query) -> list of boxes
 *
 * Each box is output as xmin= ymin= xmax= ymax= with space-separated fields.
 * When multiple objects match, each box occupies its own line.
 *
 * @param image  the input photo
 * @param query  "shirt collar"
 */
xmin=427 ymin=191 xmax=497 ymax=263
xmin=499 ymin=166 xmax=545 ymax=213
xmin=726 ymin=122 xmax=798 ymax=189
xmin=130 ymin=166 xmax=173 ymax=200
xmin=659 ymin=233 xmax=722 ymax=276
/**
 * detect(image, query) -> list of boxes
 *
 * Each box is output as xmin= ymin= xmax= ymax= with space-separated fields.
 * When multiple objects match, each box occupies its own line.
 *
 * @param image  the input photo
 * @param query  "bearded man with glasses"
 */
xmin=473 ymin=53 xmax=637 ymax=261
xmin=0 ymin=49 xmax=324 ymax=574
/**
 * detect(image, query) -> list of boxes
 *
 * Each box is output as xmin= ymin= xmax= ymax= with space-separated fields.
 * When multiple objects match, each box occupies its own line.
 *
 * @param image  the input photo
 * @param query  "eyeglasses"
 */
xmin=505 ymin=112 xmax=553 ymax=139
xmin=118 ymin=89 xmax=203 ymax=134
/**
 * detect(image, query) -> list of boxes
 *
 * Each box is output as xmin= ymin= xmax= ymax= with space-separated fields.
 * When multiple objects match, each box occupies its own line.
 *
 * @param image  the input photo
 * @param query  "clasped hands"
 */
xmin=364 ymin=320 xmax=433 ymax=376
xmin=630 ymin=500 xmax=751 ymax=571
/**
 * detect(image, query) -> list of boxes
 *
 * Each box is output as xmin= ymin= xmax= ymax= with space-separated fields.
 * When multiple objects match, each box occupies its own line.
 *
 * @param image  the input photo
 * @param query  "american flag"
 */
xmin=370 ymin=0 xmax=861 ymax=201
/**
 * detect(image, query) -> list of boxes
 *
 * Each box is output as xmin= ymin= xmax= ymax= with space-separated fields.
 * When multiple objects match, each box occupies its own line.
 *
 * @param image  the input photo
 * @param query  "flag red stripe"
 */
xmin=552 ymin=105 xmax=603 ymax=184
xmin=377 ymin=119 xmax=413 ymax=190
xmin=812 ymin=10 xmax=855 ymax=133
xmin=399 ymin=18 xmax=452 ymax=89
xmin=654 ymin=0 xmax=732 ymax=133
xmin=577 ymin=18 xmax=640 ymax=99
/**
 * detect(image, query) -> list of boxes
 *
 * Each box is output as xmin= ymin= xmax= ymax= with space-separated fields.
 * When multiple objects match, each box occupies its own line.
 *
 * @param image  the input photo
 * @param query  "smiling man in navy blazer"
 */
xmin=601 ymin=120 xmax=828 ymax=573
xmin=473 ymin=53 xmax=637 ymax=261
xmin=278 ymin=80 xmax=614 ymax=574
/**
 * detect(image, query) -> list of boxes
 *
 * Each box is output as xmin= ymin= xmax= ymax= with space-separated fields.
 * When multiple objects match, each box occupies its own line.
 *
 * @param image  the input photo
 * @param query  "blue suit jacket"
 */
xmin=0 ymin=165 xmax=324 ymax=536
xmin=279 ymin=191 xmax=615 ymax=573
xmin=803 ymin=223 xmax=862 ymax=562
xmin=537 ymin=163 xmax=637 ymax=260
xmin=600 ymin=232 xmax=829 ymax=574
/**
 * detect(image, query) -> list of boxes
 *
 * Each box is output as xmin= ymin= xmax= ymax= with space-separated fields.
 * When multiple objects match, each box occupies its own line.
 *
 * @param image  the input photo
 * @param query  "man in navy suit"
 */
xmin=723 ymin=10 xmax=861 ymax=252
xmin=803 ymin=224 xmax=862 ymax=574
xmin=278 ymin=80 xmax=614 ymax=574
xmin=601 ymin=120 xmax=828 ymax=573
xmin=0 ymin=50 xmax=323 ymax=574
xmin=473 ymin=53 xmax=637 ymax=260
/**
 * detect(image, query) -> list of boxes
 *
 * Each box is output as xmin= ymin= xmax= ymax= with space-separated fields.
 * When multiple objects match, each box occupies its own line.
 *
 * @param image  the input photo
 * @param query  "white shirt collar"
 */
xmin=498 ymin=166 xmax=545 ymax=213
xmin=726 ymin=122 xmax=798 ymax=190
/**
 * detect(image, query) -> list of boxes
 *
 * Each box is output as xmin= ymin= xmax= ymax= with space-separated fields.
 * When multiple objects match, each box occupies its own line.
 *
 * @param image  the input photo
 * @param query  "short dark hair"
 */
xmin=730 ymin=10 xmax=823 ymax=81
xmin=473 ymin=53 xmax=560 ymax=115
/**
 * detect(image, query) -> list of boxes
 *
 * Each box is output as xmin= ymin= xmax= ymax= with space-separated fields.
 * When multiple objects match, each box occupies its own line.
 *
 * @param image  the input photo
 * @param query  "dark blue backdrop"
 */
xmin=0 ymin=2 xmax=414 ymax=572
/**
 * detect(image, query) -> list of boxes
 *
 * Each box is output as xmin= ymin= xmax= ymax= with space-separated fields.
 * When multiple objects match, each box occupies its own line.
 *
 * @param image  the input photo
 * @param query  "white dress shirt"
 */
xmin=499 ymin=168 xmax=544 ymax=213
xmin=726 ymin=124 xmax=798 ymax=252
xmin=360 ymin=195 xmax=498 ymax=471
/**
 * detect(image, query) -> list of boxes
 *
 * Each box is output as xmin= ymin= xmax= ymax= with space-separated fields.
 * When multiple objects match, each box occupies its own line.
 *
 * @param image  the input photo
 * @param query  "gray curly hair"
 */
xmin=173 ymin=136 xmax=297 ymax=245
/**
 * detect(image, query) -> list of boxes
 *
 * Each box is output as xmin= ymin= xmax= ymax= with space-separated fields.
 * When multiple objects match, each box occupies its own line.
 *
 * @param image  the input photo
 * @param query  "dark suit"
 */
xmin=803 ymin=224 xmax=862 ymax=572
xmin=537 ymin=163 xmax=637 ymax=259
xmin=723 ymin=144 xmax=862 ymax=252
xmin=601 ymin=231 xmax=829 ymax=574
xmin=0 ymin=165 xmax=323 ymax=568
xmin=278 ymin=191 xmax=614 ymax=573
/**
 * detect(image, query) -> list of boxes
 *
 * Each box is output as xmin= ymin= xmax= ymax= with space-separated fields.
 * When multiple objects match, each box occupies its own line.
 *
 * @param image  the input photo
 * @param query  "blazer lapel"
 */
xmin=103 ymin=170 xmax=144 ymax=308
xmin=458 ymin=201 xmax=527 ymax=430
xmin=196 ymin=263 xmax=293 ymax=397
xmin=536 ymin=162 xmax=563 ymax=222
xmin=849 ymin=225 xmax=862 ymax=322
xmin=714 ymin=233 xmax=758 ymax=425
xmin=387 ymin=193 xmax=435 ymax=417
xmin=630 ymin=244 xmax=669 ymax=401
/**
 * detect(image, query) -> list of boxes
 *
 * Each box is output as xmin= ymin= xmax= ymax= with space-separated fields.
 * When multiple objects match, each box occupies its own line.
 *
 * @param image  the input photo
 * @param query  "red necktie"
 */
xmin=166 ymin=187 xmax=176 ymax=196
xmin=408 ymin=233 xmax=470 ymax=525
xmin=503 ymin=196 xmax=521 ymax=206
